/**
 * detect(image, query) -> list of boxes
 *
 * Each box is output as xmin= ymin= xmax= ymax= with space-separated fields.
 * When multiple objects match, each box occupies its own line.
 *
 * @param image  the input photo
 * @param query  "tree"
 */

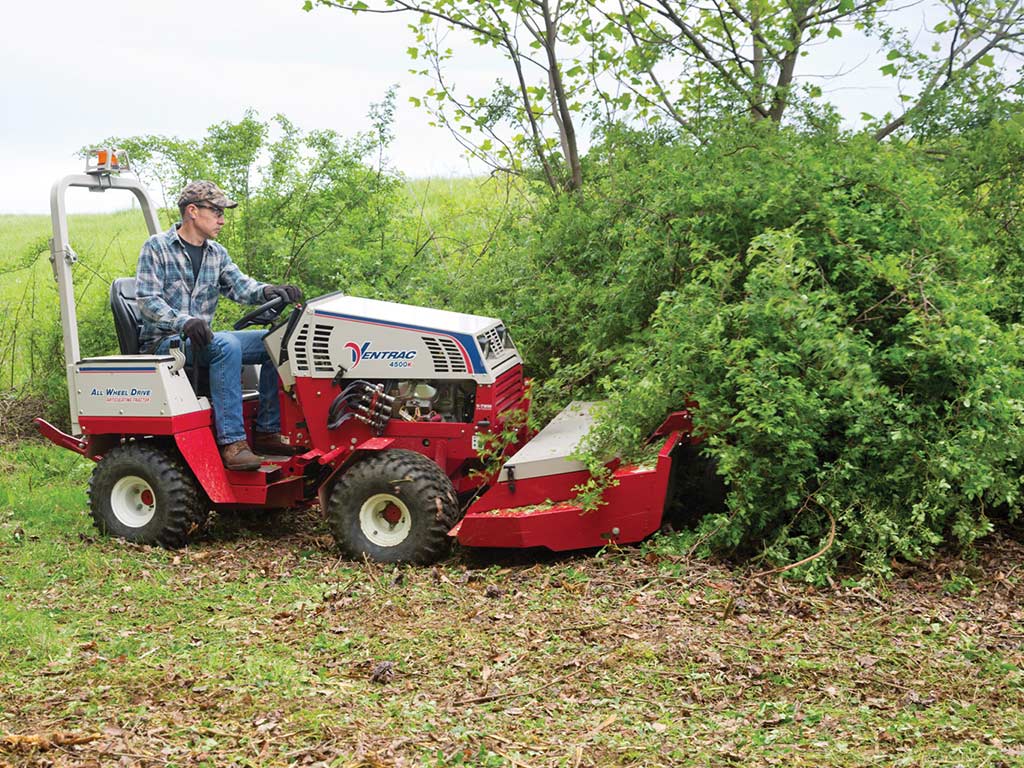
xmin=585 ymin=1 xmax=1023 ymax=139
xmin=871 ymin=0 xmax=1024 ymax=140
xmin=581 ymin=0 xmax=888 ymax=128
xmin=315 ymin=0 xmax=1022 ymax=171
xmin=311 ymin=0 xmax=586 ymax=193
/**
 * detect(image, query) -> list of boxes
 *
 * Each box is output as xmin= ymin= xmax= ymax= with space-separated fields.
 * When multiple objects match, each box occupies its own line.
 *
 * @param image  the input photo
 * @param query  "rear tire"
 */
xmin=88 ymin=442 xmax=206 ymax=548
xmin=664 ymin=442 xmax=728 ymax=529
xmin=327 ymin=450 xmax=460 ymax=564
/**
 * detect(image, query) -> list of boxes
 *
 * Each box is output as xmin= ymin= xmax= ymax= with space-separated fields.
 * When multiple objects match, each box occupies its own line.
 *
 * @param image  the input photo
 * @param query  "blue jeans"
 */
xmin=155 ymin=331 xmax=280 ymax=445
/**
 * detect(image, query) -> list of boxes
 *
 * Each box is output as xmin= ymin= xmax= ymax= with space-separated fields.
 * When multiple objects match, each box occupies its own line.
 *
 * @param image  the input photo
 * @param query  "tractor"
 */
xmin=36 ymin=150 xmax=696 ymax=564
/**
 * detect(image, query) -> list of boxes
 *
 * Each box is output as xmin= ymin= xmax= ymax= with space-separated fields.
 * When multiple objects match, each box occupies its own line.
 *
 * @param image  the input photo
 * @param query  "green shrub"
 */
xmin=496 ymin=123 xmax=1024 ymax=576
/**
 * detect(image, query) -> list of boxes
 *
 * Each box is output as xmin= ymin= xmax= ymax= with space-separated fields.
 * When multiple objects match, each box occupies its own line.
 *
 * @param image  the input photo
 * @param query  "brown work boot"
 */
xmin=252 ymin=432 xmax=303 ymax=456
xmin=221 ymin=440 xmax=262 ymax=471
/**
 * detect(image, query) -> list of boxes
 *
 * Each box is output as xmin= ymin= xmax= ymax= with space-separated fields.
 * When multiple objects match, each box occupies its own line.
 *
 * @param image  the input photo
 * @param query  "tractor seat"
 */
xmin=110 ymin=277 xmax=143 ymax=355
xmin=109 ymin=277 xmax=259 ymax=401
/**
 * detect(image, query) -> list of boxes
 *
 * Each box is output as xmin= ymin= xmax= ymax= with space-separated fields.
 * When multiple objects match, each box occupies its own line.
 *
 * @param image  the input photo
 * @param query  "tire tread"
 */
xmin=88 ymin=442 xmax=205 ymax=548
xmin=327 ymin=449 xmax=460 ymax=564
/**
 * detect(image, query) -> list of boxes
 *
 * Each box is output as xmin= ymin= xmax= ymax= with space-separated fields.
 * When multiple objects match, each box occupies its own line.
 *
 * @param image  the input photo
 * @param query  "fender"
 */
xmin=316 ymin=436 xmax=396 ymax=512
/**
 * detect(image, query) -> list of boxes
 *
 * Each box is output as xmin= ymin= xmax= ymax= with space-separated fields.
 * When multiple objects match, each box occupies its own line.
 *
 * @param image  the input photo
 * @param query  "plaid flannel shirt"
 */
xmin=136 ymin=224 xmax=268 ymax=353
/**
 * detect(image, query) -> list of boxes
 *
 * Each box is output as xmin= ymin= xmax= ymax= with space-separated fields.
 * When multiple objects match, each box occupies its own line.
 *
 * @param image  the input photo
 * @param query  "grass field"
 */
xmin=0 ymin=439 xmax=1021 ymax=767
xmin=0 ymin=210 xmax=161 ymax=396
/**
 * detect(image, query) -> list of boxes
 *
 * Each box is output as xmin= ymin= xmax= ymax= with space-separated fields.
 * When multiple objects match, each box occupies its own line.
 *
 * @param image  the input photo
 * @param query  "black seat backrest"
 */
xmin=110 ymin=277 xmax=142 ymax=355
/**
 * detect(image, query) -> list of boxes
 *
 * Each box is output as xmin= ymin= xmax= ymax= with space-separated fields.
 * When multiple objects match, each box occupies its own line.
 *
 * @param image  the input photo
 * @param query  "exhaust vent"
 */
xmin=422 ymin=336 xmax=468 ymax=374
xmin=312 ymin=324 xmax=334 ymax=372
xmin=483 ymin=326 xmax=505 ymax=355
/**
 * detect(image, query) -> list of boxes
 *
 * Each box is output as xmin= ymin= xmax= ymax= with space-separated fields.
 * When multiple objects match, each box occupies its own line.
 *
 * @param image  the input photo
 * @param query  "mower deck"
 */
xmin=453 ymin=403 xmax=686 ymax=551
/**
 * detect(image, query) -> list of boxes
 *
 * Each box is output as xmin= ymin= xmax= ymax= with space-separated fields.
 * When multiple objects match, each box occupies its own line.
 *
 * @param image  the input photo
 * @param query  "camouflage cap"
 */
xmin=176 ymin=180 xmax=237 ymax=210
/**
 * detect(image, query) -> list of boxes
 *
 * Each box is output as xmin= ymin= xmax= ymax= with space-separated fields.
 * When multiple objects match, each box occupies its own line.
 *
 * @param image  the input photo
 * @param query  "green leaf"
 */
xmin=886 ymin=50 xmax=902 ymax=61
xmin=827 ymin=26 xmax=842 ymax=39
xmin=407 ymin=47 xmax=419 ymax=60
xmin=880 ymin=63 xmax=898 ymax=77
xmin=979 ymin=54 xmax=995 ymax=68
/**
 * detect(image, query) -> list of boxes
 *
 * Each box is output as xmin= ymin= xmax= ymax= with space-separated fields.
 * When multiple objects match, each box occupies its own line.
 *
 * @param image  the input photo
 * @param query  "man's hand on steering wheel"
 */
xmin=263 ymin=284 xmax=303 ymax=305
xmin=234 ymin=285 xmax=303 ymax=330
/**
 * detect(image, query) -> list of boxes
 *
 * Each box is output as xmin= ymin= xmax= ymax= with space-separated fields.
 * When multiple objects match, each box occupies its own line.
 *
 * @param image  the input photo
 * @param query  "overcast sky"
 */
xmin=2 ymin=0 xmax=915 ymax=215
xmin=2 ymin=0 xmax=507 ymax=214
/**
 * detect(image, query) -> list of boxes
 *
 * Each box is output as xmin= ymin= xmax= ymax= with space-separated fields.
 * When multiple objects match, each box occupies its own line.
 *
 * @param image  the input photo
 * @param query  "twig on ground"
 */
xmin=492 ymin=748 xmax=537 ymax=768
xmin=749 ymin=502 xmax=836 ymax=581
xmin=453 ymin=664 xmax=592 ymax=706
xmin=548 ymin=622 xmax=609 ymax=634
xmin=68 ymin=748 xmax=169 ymax=765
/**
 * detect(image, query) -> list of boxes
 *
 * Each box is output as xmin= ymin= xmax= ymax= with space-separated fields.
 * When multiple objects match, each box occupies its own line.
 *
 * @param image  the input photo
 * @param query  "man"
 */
xmin=136 ymin=180 xmax=302 ymax=471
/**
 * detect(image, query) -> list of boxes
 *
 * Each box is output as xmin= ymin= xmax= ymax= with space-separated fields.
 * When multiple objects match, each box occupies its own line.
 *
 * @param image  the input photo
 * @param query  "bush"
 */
xmin=475 ymin=123 xmax=1024 ymax=577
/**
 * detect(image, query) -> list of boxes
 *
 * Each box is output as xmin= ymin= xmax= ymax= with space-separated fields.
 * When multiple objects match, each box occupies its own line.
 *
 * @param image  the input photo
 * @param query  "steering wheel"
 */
xmin=233 ymin=295 xmax=292 ymax=330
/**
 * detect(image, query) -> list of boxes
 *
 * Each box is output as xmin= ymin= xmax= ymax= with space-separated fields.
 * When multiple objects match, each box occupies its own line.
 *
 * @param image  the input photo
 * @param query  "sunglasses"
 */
xmin=195 ymin=204 xmax=225 ymax=218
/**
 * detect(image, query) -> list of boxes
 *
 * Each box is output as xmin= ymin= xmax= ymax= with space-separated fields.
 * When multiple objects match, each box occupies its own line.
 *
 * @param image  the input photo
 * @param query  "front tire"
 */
xmin=327 ymin=450 xmax=460 ymax=564
xmin=88 ymin=442 xmax=206 ymax=548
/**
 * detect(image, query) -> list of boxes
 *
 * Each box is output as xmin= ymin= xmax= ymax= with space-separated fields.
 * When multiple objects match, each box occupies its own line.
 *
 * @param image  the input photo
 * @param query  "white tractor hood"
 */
xmin=283 ymin=294 xmax=521 ymax=383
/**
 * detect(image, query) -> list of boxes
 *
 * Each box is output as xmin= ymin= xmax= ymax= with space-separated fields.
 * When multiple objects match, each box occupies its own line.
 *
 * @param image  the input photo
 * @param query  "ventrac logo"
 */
xmin=345 ymin=341 xmax=418 ymax=369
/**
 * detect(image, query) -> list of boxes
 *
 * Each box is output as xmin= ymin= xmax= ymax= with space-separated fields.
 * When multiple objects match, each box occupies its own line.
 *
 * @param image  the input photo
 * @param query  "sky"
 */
xmin=2 ymin=0 xmax=923 ymax=215
xmin=1 ymin=0 xmax=507 ymax=214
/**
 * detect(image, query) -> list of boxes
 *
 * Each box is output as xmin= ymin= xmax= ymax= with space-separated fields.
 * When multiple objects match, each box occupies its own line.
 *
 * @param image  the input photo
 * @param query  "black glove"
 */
xmin=182 ymin=318 xmax=213 ymax=350
xmin=264 ymin=284 xmax=303 ymax=304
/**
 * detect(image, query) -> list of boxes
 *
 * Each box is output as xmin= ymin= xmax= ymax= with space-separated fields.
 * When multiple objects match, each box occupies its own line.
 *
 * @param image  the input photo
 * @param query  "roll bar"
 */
xmin=49 ymin=150 xmax=161 ymax=434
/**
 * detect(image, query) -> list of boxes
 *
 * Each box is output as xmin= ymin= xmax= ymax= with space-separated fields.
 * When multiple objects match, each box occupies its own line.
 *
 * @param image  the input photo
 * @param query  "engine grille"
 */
xmin=291 ymin=322 xmax=335 ymax=373
xmin=483 ymin=326 xmax=505 ymax=355
xmin=422 ymin=336 xmax=469 ymax=374
xmin=312 ymin=324 xmax=334 ymax=372
xmin=494 ymin=366 xmax=525 ymax=413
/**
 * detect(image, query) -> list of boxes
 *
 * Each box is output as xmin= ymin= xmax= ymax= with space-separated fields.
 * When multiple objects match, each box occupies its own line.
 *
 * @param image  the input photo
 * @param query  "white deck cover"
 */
xmin=500 ymin=401 xmax=602 ymax=482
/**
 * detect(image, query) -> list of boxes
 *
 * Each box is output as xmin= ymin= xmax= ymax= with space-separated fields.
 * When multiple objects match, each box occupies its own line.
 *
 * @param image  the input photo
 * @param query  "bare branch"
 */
xmin=317 ymin=0 xmax=494 ymax=38
xmin=615 ymin=0 xmax=701 ymax=132
xmin=541 ymin=0 xmax=583 ymax=190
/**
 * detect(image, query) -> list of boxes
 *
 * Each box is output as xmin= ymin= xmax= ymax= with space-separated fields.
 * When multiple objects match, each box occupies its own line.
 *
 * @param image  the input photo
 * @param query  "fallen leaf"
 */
xmin=1 ymin=732 xmax=101 ymax=753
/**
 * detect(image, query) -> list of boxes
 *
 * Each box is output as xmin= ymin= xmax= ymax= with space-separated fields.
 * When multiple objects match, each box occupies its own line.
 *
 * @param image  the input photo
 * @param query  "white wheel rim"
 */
xmin=110 ymin=475 xmax=157 ymax=528
xmin=359 ymin=493 xmax=412 ymax=547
